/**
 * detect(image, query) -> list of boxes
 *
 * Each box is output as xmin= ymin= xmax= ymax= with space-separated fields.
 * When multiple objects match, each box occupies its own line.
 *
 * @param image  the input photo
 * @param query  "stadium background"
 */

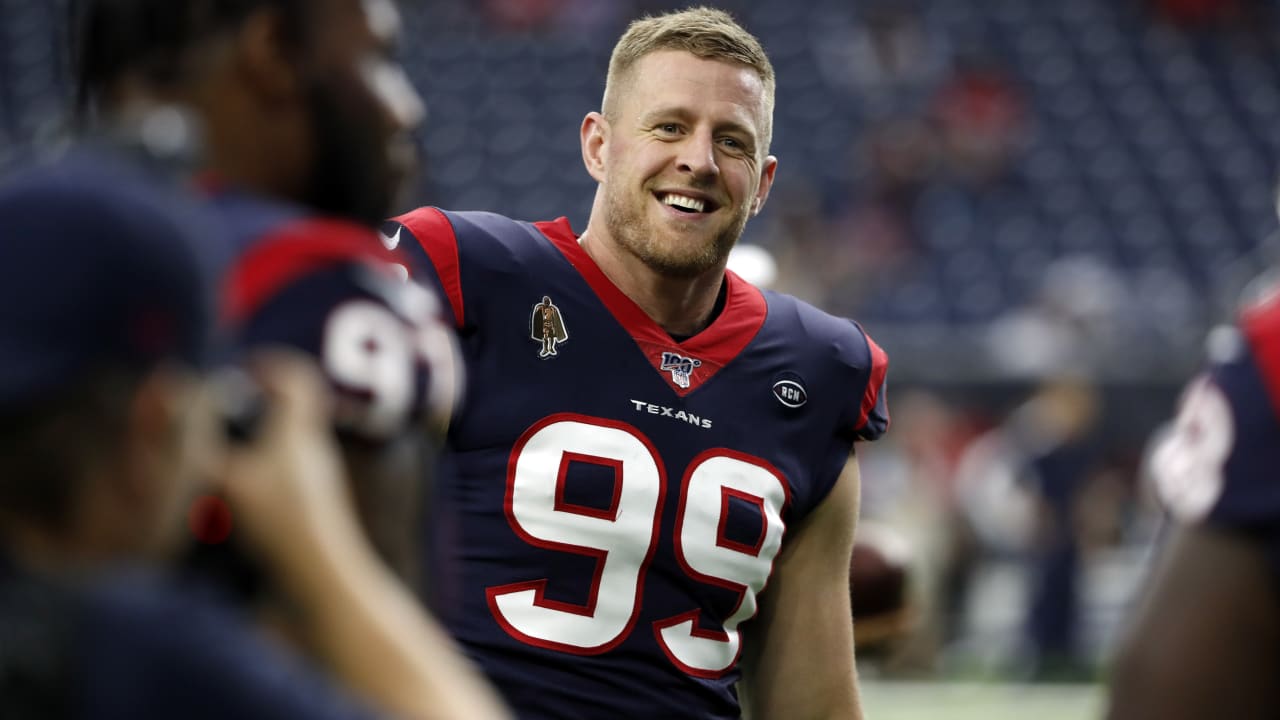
xmin=4 ymin=0 xmax=1278 ymax=716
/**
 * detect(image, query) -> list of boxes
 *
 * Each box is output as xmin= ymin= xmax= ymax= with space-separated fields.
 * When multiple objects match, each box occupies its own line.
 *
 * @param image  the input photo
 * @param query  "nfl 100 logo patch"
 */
xmin=660 ymin=351 xmax=702 ymax=389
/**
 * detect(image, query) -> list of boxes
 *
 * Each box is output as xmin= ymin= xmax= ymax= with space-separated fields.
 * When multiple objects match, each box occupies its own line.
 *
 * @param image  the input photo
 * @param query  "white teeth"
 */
xmin=661 ymin=193 xmax=706 ymax=213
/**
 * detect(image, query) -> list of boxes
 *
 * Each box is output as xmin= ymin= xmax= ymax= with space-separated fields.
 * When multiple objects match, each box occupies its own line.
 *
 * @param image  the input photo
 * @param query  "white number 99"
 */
xmin=322 ymin=299 xmax=417 ymax=438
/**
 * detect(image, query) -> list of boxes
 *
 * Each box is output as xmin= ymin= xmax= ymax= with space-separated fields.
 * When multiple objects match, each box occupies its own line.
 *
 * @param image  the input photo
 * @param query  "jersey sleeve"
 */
xmin=1152 ymin=299 xmax=1280 ymax=574
xmin=75 ymin=578 xmax=384 ymax=720
xmin=386 ymin=207 xmax=465 ymax=329
xmin=222 ymin=219 xmax=461 ymax=440
xmin=851 ymin=321 xmax=891 ymax=442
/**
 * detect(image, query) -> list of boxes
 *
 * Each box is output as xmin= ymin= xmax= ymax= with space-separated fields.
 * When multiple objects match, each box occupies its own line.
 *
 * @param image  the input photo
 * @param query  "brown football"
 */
xmin=849 ymin=526 xmax=913 ymax=647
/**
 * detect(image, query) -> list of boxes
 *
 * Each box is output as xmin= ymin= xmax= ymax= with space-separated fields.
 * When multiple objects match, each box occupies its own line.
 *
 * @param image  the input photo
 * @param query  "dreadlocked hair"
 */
xmin=71 ymin=0 xmax=309 ymax=117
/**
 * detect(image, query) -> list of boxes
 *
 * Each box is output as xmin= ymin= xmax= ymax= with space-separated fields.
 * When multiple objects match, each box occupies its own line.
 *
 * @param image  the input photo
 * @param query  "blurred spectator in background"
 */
xmin=480 ymin=0 xmax=566 ymax=31
xmin=794 ymin=33 xmax=1030 ymax=325
xmin=1149 ymin=0 xmax=1243 ymax=29
xmin=813 ymin=0 xmax=949 ymax=117
xmin=766 ymin=113 xmax=942 ymax=319
xmin=954 ymin=375 xmax=1104 ymax=679
xmin=854 ymin=390 xmax=979 ymax=675
xmin=479 ymin=0 xmax=632 ymax=38
xmin=820 ymin=116 xmax=937 ymax=316
xmin=1146 ymin=0 xmax=1276 ymax=56
xmin=752 ymin=177 xmax=832 ymax=307
xmin=931 ymin=50 xmax=1026 ymax=190
xmin=1016 ymin=377 xmax=1104 ymax=679
xmin=986 ymin=256 xmax=1133 ymax=380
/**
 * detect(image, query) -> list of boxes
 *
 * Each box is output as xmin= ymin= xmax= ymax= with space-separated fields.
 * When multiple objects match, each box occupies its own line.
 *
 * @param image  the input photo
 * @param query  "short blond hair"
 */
xmin=603 ymin=6 xmax=776 ymax=152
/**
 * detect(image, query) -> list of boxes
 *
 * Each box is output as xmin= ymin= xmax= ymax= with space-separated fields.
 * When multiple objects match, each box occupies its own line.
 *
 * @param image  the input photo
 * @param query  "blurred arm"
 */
xmin=223 ymin=353 xmax=511 ymax=720
xmin=341 ymin=434 xmax=432 ymax=592
xmin=283 ymin=508 xmax=510 ymax=720
xmin=740 ymin=451 xmax=863 ymax=720
xmin=1107 ymin=523 xmax=1280 ymax=720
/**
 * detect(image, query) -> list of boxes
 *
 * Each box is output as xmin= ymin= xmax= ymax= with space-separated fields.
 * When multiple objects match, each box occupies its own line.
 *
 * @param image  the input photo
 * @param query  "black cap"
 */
xmin=0 ymin=149 xmax=214 ymax=410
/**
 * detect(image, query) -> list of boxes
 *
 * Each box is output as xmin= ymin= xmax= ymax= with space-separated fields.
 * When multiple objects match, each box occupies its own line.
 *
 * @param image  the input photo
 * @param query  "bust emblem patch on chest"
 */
xmin=530 ymin=295 xmax=568 ymax=358
xmin=772 ymin=374 xmax=808 ymax=408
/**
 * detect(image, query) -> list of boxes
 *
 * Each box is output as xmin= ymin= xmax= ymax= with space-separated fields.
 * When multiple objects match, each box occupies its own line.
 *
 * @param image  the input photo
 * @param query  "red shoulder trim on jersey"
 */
xmin=395 ymin=207 xmax=464 ymax=328
xmin=222 ymin=218 xmax=395 ymax=326
xmin=854 ymin=330 xmax=890 ymax=434
xmin=536 ymin=219 xmax=768 ymax=397
xmin=1241 ymin=288 xmax=1280 ymax=418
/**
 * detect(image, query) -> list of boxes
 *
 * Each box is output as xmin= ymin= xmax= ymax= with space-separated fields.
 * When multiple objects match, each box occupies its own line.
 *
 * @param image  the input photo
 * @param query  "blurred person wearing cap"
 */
xmin=385 ymin=7 xmax=889 ymax=718
xmin=0 ymin=162 xmax=506 ymax=719
xmin=1107 ymin=280 xmax=1280 ymax=719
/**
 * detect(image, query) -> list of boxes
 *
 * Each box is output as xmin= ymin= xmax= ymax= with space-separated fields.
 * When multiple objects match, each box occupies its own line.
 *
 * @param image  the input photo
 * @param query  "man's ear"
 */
xmin=751 ymin=155 xmax=779 ymax=217
xmin=232 ymin=8 xmax=304 ymax=104
xmin=119 ymin=366 xmax=190 ymax=503
xmin=581 ymin=112 xmax=609 ymax=183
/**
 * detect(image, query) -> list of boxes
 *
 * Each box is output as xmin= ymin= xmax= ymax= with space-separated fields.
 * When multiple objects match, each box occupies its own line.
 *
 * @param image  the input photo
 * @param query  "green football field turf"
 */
xmin=861 ymin=681 xmax=1103 ymax=720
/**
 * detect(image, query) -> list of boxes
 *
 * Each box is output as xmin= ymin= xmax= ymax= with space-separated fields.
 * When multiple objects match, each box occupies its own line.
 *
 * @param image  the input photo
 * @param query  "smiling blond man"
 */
xmin=391 ymin=8 xmax=890 ymax=718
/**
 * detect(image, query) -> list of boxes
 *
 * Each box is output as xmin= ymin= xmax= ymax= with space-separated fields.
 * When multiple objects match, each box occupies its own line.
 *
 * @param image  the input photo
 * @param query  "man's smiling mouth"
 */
xmin=657 ymin=191 xmax=717 ymax=214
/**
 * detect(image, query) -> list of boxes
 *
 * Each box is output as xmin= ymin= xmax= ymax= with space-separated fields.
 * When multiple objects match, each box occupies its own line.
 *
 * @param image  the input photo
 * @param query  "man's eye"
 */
xmin=658 ymin=124 xmax=680 ymax=134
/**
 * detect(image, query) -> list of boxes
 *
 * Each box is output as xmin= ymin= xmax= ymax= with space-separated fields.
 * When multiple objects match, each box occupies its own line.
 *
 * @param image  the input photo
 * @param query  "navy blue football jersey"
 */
xmin=213 ymin=191 xmax=459 ymax=440
xmin=388 ymin=208 xmax=889 ymax=719
xmin=182 ymin=191 xmax=460 ymax=603
xmin=1153 ymin=289 xmax=1280 ymax=575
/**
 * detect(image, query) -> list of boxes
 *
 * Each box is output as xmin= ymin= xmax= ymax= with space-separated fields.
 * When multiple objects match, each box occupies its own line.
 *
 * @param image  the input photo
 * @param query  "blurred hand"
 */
xmin=216 ymin=351 xmax=361 ymax=576
xmin=212 ymin=354 xmax=514 ymax=720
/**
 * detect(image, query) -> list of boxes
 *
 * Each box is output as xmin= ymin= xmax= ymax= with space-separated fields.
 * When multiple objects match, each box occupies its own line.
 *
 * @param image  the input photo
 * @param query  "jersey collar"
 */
xmin=535 ymin=218 xmax=768 ymax=396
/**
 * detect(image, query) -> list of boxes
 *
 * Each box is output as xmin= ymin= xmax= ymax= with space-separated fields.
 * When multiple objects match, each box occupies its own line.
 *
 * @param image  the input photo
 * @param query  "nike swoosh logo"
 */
xmin=379 ymin=226 xmax=402 ymax=250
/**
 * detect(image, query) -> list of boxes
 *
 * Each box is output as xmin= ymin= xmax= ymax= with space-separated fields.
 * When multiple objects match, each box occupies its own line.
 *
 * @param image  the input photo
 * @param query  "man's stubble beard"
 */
xmin=602 ymin=179 xmax=751 ymax=280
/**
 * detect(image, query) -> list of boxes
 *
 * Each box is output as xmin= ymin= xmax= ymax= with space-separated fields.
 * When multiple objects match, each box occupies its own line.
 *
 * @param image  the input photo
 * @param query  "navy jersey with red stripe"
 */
xmin=1154 ymin=286 xmax=1280 ymax=575
xmin=388 ymin=207 xmax=889 ymax=719
xmin=212 ymin=191 xmax=458 ymax=440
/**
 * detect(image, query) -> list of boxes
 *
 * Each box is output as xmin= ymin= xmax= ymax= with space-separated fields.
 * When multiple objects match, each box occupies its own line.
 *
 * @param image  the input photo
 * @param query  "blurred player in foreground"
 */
xmin=0 ymin=164 xmax=491 ymax=719
xmin=1107 ymin=282 xmax=1280 ymax=718
xmin=68 ymin=0 xmax=508 ymax=717
xmin=75 ymin=0 xmax=456 ymax=582
xmin=388 ymin=7 xmax=889 ymax=718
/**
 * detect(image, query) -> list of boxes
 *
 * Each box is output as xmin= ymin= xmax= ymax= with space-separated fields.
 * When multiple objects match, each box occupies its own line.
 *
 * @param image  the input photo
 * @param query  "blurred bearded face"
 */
xmin=302 ymin=0 xmax=424 ymax=225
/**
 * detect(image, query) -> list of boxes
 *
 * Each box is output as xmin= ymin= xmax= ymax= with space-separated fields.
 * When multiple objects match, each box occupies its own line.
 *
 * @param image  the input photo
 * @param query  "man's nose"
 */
xmin=675 ymin=129 xmax=720 ymax=179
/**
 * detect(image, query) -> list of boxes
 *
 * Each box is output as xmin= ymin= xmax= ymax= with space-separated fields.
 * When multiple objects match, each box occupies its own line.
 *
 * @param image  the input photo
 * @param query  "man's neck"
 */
xmin=579 ymin=231 xmax=726 ymax=338
xmin=194 ymin=80 xmax=303 ymax=204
